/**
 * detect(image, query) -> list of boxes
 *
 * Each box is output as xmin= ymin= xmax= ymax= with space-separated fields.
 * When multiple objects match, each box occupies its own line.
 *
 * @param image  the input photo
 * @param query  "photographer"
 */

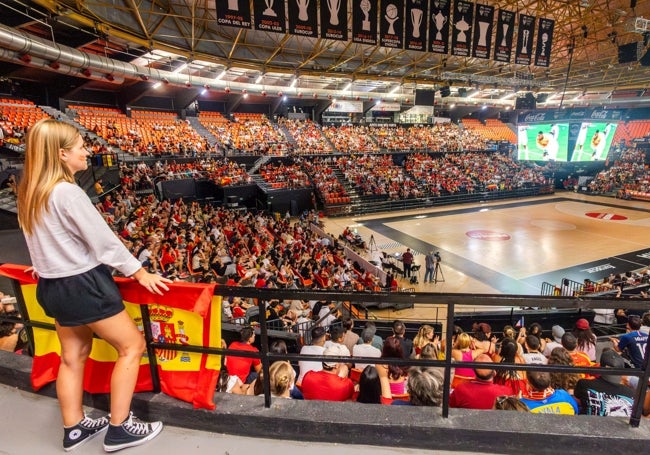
xmin=424 ymin=251 xmax=436 ymax=283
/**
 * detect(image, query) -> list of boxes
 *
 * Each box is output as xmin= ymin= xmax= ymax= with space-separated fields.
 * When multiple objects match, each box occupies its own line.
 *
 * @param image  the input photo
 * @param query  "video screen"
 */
xmin=570 ymin=122 xmax=617 ymax=161
xmin=517 ymin=123 xmax=569 ymax=161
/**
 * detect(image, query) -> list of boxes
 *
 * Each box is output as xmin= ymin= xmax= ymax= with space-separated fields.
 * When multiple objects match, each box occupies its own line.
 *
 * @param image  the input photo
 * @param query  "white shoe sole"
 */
xmin=64 ymin=425 xmax=109 ymax=452
xmin=103 ymin=423 xmax=163 ymax=452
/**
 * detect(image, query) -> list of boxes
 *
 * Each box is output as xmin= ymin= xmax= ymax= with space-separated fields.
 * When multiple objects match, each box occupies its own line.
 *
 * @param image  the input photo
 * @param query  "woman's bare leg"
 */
xmin=55 ymin=322 xmax=93 ymax=426
xmin=88 ymin=310 xmax=146 ymax=425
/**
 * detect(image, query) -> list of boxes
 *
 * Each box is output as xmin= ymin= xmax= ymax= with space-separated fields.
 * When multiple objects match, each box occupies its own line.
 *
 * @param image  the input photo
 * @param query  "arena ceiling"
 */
xmin=2 ymin=0 xmax=650 ymax=108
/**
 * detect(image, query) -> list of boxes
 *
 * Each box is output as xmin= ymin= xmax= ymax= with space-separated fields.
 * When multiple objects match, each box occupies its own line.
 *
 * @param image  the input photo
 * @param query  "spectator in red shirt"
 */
xmin=225 ymin=326 xmax=261 ymax=384
xmin=301 ymin=343 xmax=354 ymax=401
xmin=449 ymin=354 xmax=511 ymax=409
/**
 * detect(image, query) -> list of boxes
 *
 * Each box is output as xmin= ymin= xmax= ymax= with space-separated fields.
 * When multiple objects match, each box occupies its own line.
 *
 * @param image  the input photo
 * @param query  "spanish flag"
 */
xmin=0 ymin=264 xmax=221 ymax=410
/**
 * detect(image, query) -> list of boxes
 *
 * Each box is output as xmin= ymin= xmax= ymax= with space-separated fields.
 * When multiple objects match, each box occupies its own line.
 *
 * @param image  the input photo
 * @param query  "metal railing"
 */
xmin=4 ymin=281 xmax=650 ymax=427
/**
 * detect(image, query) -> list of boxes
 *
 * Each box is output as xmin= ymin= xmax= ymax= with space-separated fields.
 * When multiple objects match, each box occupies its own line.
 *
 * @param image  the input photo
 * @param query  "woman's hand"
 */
xmin=24 ymin=266 xmax=38 ymax=280
xmin=132 ymin=268 xmax=172 ymax=295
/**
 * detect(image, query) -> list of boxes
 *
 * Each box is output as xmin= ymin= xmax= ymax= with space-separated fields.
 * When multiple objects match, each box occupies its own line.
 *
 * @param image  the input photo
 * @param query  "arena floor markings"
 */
xmin=321 ymin=193 xmax=650 ymax=295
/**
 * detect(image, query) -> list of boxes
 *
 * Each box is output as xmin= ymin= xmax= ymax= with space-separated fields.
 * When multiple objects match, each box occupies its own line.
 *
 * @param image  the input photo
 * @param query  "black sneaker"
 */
xmin=103 ymin=412 xmax=163 ymax=452
xmin=63 ymin=414 xmax=109 ymax=452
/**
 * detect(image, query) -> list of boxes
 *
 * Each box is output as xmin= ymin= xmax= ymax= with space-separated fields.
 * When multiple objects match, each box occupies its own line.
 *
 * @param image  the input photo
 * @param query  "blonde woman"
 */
xmin=412 ymin=324 xmax=440 ymax=359
xmin=451 ymin=332 xmax=485 ymax=389
xmin=269 ymin=361 xmax=296 ymax=398
xmin=17 ymin=119 xmax=170 ymax=452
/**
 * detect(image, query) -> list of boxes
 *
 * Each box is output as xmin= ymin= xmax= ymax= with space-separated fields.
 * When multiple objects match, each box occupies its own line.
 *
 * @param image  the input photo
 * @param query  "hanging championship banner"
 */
xmin=472 ymin=4 xmax=494 ymax=59
xmin=288 ymin=0 xmax=318 ymax=37
xmin=215 ymin=0 xmax=252 ymax=29
xmin=353 ymin=0 xmax=378 ymax=45
xmin=429 ymin=0 xmax=451 ymax=54
xmin=515 ymin=14 xmax=536 ymax=65
xmin=451 ymin=1 xmax=474 ymax=57
xmin=379 ymin=0 xmax=404 ymax=48
xmin=494 ymin=9 xmax=515 ymax=62
xmin=405 ymin=0 xmax=428 ymax=51
xmin=320 ymin=0 xmax=348 ymax=40
xmin=534 ymin=18 xmax=555 ymax=67
xmin=253 ymin=0 xmax=287 ymax=33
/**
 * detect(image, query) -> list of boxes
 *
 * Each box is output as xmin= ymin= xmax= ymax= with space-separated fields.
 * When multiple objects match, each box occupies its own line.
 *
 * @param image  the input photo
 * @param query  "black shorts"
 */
xmin=36 ymin=264 xmax=125 ymax=327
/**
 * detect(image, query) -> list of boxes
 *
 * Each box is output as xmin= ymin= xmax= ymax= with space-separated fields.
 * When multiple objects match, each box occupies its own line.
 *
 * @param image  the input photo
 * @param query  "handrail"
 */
xmin=5 ymin=277 xmax=649 ymax=427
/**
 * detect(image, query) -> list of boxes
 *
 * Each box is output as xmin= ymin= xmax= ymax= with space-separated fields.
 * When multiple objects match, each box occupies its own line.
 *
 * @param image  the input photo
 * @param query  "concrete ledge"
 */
xmin=1 ymin=351 xmax=648 ymax=454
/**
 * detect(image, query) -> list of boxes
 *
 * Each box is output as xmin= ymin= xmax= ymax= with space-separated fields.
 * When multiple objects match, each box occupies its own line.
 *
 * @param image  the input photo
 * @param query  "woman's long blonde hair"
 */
xmin=17 ymin=119 xmax=80 ymax=235
xmin=269 ymin=361 xmax=294 ymax=397
xmin=413 ymin=324 xmax=434 ymax=350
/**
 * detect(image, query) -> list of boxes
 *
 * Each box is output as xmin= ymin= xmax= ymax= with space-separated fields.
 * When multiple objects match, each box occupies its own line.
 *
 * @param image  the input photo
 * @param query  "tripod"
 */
xmin=368 ymin=234 xmax=378 ymax=255
xmin=432 ymin=261 xmax=445 ymax=283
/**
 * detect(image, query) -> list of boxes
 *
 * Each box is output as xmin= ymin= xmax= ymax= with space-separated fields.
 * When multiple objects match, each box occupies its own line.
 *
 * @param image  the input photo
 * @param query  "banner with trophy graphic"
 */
xmin=534 ymin=18 xmax=554 ymax=67
xmin=405 ymin=0 xmax=428 ymax=52
xmin=471 ymin=4 xmax=494 ymax=59
xmin=215 ymin=0 xmax=252 ymax=29
xmin=321 ymin=0 xmax=348 ymax=40
xmin=494 ymin=9 xmax=515 ymax=62
xmin=515 ymin=14 xmax=536 ymax=66
xmin=352 ymin=0 xmax=378 ymax=45
xmin=451 ymin=1 xmax=473 ymax=57
xmin=428 ymin=0 xmax=451 ymax=54
xmin=288 ymin=0 xmax=318 ymax=37
xmin=379 ymin=0 xmax=404 ymax=48
xmin=253 ymin=0 xmax=287 ymax=33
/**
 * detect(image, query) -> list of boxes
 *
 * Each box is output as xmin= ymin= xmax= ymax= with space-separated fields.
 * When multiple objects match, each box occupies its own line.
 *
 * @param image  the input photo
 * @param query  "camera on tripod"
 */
xmin=434 ymin=252 xmax=441 ymax=262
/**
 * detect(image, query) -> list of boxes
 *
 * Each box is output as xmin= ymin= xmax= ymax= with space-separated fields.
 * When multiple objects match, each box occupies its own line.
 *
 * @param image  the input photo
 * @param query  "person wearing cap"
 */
xmin=543 ymin=325 xmax=565 ymax=357
xmin=573 ymin=318 xmax=597 ymax=362
xmin=449 ymin=354 xmax=511 ymax=410
xmin=610 ymin=314 xmax=648 ymax=369
xmin=573 ymin=349 xmax=634 ymax=416
xmin=301 ymin=343 xmax=355 ymax=402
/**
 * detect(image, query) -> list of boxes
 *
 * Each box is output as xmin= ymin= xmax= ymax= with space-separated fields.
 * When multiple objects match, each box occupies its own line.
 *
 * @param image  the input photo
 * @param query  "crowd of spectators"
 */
xmin=278 ymin=118 xmax=334 ymax=155
xmin=298 ymin=156 xmax=351 ymax=204
xmin=336 ymin=154 xmax=422 ymax=199
xmin=403 ymin=151 xmax=548 ymax=197
xmin=203 ymin=113 xmax=290 ymax=156
xmin=73 ymin=106 xmax=210 ymax=157
xmin=321 ymin=125 xmax=380 ymax=153
xmin=372 ymin=123 xmax=487 ymax=152
xmin=0 ymin=99 xmax=48 ymax=147
xmin=588 ymin=148 xmax=649 ymax=196
xmin=258 ymin=162 xmax=311 ymax=189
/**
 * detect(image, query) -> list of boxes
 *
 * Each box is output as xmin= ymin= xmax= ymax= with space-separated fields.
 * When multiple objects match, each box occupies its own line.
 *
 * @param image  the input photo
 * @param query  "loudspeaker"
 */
xmin=414 ymin=89 xmax=435 ymax=105
xmin=457 ymin=88 xmax=467 ymax=97
xmin=536 ymin=93 xmax=548 ymax=103
xmin=515 ymin=96 xmax=536 ymax=110
xmin=618 ymin=42 xmax=642 ymax=64
xmin=440 ymin=86 xmax=451 ymax=97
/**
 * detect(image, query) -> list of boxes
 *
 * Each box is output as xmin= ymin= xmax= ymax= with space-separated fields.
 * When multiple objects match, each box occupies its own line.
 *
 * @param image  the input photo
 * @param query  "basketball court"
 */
xmin=321 ymin=191 xmax=650 ymax=319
